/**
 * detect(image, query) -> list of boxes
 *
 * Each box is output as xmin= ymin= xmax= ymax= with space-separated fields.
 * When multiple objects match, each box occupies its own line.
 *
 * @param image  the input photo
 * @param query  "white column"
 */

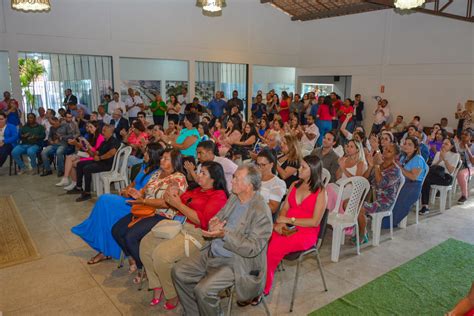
xmin=112 ymin=55 xmax=121 ymax=94
xmin=188 ymin=59 xmax=195 ymax=101
xmin=247 ymin=64 xmax=253 ymax=121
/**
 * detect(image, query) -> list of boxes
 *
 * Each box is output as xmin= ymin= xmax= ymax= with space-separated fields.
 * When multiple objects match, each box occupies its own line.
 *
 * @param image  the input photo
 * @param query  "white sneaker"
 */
xmin=56 ymin=178 xmax=70 ymax=187
xmin=64 ymin=182 xmax=77 ymax=191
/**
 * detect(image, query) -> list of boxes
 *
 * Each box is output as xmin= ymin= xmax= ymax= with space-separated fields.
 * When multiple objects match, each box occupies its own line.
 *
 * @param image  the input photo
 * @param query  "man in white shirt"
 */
xmin=299 ymin=114 xmax=320 ymax=157
xmin=125 ymin=88 xmax=144 ymax=123
xmin=184 ymin=140 xmax=237 ymax=191
xmin=372 ymin=99 xmax=390 ymax=134
xmin=97 ymin=105 xmax=112 ymax=124
xmin=107 ymin=92 xmax=126 ymax=116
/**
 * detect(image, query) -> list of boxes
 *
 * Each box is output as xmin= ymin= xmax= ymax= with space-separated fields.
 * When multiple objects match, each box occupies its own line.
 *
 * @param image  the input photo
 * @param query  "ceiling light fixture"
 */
xmin=394 ymin=0 xmax=425 ymax=10
xmin=11 ymin=0 xmax=51 ymax=12
xmin=196 ymin=0 xmax=226 ymax=17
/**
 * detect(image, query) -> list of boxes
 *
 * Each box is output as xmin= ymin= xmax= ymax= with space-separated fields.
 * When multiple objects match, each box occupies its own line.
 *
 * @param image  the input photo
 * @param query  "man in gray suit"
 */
xmin=172 ymin=164 xmax=273 ymax=316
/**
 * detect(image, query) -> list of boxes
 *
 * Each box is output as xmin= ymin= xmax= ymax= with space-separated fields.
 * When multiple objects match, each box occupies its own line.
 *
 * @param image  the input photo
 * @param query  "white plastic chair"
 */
xmin=322 ymin=168 xmax=331 ymax=187
xmin=327 ymin=176 xmax=370 ymax=262
xmin=368 ymin=176 xmax=405 ymax=246
xmin=429 ymin=160 xmax=462 ymax=212
xmin=93 ymin=146 xmax=132 ymax=197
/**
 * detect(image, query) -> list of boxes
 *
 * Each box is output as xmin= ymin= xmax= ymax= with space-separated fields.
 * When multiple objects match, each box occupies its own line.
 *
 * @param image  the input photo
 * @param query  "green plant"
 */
xmin=18 ymin=58 xmax=46 ymax=111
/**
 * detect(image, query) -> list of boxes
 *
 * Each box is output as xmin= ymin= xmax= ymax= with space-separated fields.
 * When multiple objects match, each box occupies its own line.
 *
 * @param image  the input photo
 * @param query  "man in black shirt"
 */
xmin=67 ymin=124 xmax=121 ymax=202
xmin=63 ymin=89 xmax=78 ymax=108
xmin=226 ymin=90 xmax=244 ymax=113
xmin=354 ymin=94 xmax=364 ymax=127
xmin=185 ymin=97 xmax=204 ymax=116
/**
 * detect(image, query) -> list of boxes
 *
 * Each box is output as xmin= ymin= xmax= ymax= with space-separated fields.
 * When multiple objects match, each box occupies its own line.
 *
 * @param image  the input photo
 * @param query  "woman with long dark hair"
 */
xmin=111 ymin=149 xmax=188 ymax=281
xmin=56 ymin=121 xmax=105 ymax=188
xmin=167 ymin=94 xmax=181 ymax=124
xmin=71 ymin=143 xmax=164 ymax=265
xmin=259 ymin=155 xmax=327 ymax=300
xmin=218 ymin=116 xmax=242 ymax=157
xmin=139 ymin=161 xmax=229 ymax=310
xmin=278 ymin=91 xmax=290 ymax=123
xmin=231 ymin=122 xmax=258 ymax=160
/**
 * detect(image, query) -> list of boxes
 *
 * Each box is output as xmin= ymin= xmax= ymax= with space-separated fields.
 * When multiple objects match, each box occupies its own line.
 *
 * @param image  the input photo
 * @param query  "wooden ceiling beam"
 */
xmin=291 ymin=2 xmax=386 ymax=21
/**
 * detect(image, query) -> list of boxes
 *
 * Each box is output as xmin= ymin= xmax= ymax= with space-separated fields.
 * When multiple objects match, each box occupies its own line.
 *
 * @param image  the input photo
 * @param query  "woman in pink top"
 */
xmin=259 ymin=155 xmax=327 ymax=300
xmin=56 ymin=121 xmax=105 ymax=189
xmin=123 ymin=120 xmax=148 ymax=155
xmin=278 ymin=91 xmax=290 ymax=123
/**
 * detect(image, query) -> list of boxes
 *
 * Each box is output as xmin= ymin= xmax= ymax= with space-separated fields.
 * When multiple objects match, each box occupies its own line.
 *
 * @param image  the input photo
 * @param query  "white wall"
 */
xmin=0 ymin=51 xmax=11 ymax=93
xmin=296 ymin=7 xmax=474 ymax=130
xmin=1 ymin=0 xmax=473 ymax=128
xmin=252 ymin=65 xmax=296 ymax=95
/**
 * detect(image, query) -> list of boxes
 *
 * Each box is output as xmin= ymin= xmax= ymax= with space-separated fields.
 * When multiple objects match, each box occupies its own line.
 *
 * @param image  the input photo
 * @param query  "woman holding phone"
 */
xmin=56 ymin=121 xmax=104 ymax=189
xmin=139 ymin=161 xmax=229 ymax=310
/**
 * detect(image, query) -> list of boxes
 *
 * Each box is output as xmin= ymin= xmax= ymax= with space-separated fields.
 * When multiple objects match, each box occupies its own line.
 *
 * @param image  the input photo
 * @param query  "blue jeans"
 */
xmin=12 ymin=144 xmax=41 ymax=169
xmin=41 ymin=144 xmax=71 ymax=172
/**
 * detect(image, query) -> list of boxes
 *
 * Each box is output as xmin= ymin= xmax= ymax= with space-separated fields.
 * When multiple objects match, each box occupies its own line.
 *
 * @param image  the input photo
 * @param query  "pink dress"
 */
xmin=264 ymin=186 xmax=321 ymax=294
xmin=80 ymin=134 xmax=105 ymax=161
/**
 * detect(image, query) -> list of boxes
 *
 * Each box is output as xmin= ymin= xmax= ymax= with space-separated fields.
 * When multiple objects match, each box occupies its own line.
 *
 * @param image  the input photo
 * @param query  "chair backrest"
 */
xmin=322 ymin=168 xmax=331 ymax=187
xmin=316 ymin=208 xmax=329 ymax=249
xmin=387 ymin=173 xmax=405 ymax=214
xmin=451 ymin=159 xmax=463 ymax=178
xmin=333 ymin=176 xmax=370 ymax=221
xmin=113 ymin=146 xmax=132 ymax=176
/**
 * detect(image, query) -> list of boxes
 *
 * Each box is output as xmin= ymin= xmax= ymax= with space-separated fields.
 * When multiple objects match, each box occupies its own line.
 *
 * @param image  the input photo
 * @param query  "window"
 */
xmin=18 ymin=52 xmax=113 ymax=112
xmin=195 ymin=61 xmax=247 ymax=108
xmin=119 ymin=58 xmax=188 ymax=105
xmin=301 ymin=83 xmax=334 ymax=96
xmin=0 ymin=51 xmax=12 ymax=94
xmin=253 ymin=65 xmax=295 ymax=97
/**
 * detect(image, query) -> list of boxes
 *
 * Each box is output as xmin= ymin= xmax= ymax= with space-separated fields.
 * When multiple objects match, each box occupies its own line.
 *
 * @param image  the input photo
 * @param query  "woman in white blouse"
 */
xmin=419 ymin=138 xmax=460 ymax=214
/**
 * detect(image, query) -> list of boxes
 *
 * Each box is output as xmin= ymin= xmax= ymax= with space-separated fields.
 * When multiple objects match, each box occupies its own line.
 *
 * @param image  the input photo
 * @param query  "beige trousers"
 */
xmin=139 ymin=222 xmax=203 ymax=299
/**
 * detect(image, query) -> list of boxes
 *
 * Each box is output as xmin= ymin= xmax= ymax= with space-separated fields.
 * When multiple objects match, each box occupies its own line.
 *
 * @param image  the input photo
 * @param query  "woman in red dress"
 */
xmin=278 ymin=91 xmax=290 ymax=123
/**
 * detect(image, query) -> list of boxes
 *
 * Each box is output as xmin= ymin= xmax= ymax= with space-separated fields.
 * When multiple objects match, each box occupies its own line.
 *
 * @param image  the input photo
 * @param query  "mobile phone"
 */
xmin=286 ymin=224 xmax=296 ymax=230
xmin=173 ymin=215 xmax=187 ymax=224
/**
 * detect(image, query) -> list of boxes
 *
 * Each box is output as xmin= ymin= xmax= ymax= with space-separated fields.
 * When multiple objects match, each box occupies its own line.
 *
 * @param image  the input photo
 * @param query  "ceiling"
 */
xmin=261 ymin=0 xmax=474 ymax=23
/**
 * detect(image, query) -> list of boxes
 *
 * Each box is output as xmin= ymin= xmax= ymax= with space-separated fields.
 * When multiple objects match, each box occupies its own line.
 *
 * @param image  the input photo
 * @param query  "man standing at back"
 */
xmin=227 ymin=90 xmax=244 ymax=113
xmin=125 ymin=88 xmax=144 ymax=123
xmin=172 ymin=164 xmax=273 ymax=316
xmin=353 ymin=94 xmax=364 ymax=127
xmin=63 ymin=89 xmax=77 ymax=108
xmin=108 ymin=92 xmax=126 ymax=115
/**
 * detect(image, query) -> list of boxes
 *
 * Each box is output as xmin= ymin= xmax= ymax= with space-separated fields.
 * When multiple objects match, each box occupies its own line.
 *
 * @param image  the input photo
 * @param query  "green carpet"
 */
xmin=310 ymin=238 xmax=474 ymax=316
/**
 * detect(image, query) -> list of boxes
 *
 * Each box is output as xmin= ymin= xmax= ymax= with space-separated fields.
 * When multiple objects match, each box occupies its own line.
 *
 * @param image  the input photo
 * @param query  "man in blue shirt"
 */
xmin=207 ymin=92 xmax=227 ymax=119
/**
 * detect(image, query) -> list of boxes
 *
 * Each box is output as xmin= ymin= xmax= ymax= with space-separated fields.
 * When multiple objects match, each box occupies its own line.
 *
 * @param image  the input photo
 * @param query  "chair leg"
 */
xmin=315 ymin=251 xmax=328 ymax=292
xmin=415 ymin=199 xmax=419 ymax=225
xmin=448 ymin=188 xmax=452 ymax=209
xmin=390 ymin=213 xmax=393 ymax=240
xmin=289 ymin=257 xmax=302 ymax=313
xmin=439 ymin=190 xmax=447 ymax=212
xmin=399 ymin=216 xmax=407 ymax=229
xmin=331 ymin=226 xmax=342 ymax=262
xmin=227 ymin=285 xmax=234 ymax=316
xmin=372 ymin=216 xmax=382 ymax=247
xmin=262 ymin=296 xmax=271 ymax=316
xmin=117 ymin=251 xmax=125 ymax=269
xmin=355 ymin=223 xmax=360 ymax=255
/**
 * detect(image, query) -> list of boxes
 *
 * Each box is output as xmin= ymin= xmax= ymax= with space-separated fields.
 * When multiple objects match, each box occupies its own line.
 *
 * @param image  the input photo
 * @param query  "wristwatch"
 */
xmin=290 ymin=217 xmax=296 ymax=224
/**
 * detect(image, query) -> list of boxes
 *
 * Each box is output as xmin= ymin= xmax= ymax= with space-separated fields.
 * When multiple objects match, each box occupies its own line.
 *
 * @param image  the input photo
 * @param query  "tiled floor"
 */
xmin=0 ymin=166 xmax=473 ymax=315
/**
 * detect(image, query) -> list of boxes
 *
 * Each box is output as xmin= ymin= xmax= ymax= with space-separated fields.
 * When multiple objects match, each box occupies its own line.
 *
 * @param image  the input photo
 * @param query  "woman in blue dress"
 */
xmin=384 ymin=136 xmax=428 ymax=228
xmin=71 ymin=143 xmax=163 ymax=264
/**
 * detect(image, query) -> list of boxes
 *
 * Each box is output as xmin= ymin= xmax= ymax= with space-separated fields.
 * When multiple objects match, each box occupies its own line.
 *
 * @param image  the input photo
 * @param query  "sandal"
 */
xmin=150 ymin=288 xmax=163 ymax=306
xmin=133 ymin=270 xmax=147 ymax=284
xmin=87 ymin=253 xmax=111 ymax=265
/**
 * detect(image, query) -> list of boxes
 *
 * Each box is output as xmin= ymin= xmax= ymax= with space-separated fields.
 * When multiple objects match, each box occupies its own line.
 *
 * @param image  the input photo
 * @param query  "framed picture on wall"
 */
xmin=195 ymin=81 xmax=215 ymax=105
xmin=121 ymin=80 xmax=161 ymax=105
xmin=165 ymin=81 xmax=188 ymax=101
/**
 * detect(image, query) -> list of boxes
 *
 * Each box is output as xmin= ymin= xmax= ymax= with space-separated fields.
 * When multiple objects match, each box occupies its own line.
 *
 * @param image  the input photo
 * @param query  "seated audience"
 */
xmin=171 ymin=164 xmax=273 ymax=315
xmin=112 ymin=149 xmax=187 ymax=282
xmin=358 ymin=143 xmax=402 ymax=244
xmin=12 ymin=113 xmax=46 ymax=174
xmin=427 ymin=128 xmax=447 ymax=162
xmin=139 ymin=161 xmax=229 ymax=309
xmin=389 ymin=115 xmax=407 ymax=140
xmin=218 ymin=117 xmax=242 ymax=157
xmin=231 ymin=122 xmax=258 ymax=160
xmin=311 ymin=130 xmax=339 ymax=183
xmin=66 ymin=124 xmax=121 ymax=202
xmin=71 ymin=143 xmax=163 ymax=264
xmin=389 ymin=136 xmax=428 ymax=228
xmin=160 ymin=113 xmax=200 ymax=159
xmin=419 ymin=138 xmax=460 ymax=215
xmin=197 ymin=122 xmax=211 ymax=141
xmin=110 ymin=109 xmax=129 ymax=141
xmin=440 ymin=117 xmax=454 ymax=135
xmin=277 ymin=134 xmax=302 ymax=188
xmin=57 ymin=121 xmax=104 ymax=189
xmin=261 ymin=155 xmax=327 ymax=300
xmin=256 ymin=149 xmax=287 ymax=214
xmin=184 ymin=141 xmax=237 ymax=191
xmin=0 ymin=112 xmax=18 ymax=167
xmin=122 ymin=120 xmax=148 ymax=167
xmin=456 ymin=128 xmax=474 ymax=204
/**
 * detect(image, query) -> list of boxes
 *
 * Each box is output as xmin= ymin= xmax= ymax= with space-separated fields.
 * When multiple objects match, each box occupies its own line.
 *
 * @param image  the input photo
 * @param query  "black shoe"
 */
xmin=457 ymin=196 xmax=467 ymax=204
xmin=57 ymin=171 xmax=64 ymax=177
xmin=66 ymin=187 xmax=83 ymax=195
xmin=76 ymin=193 xmax=92 ymax=202
xmin=40 ymin=170 xmax=53 ymax=177
xmin=419 ymin=206 xmax=430 ymax=215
